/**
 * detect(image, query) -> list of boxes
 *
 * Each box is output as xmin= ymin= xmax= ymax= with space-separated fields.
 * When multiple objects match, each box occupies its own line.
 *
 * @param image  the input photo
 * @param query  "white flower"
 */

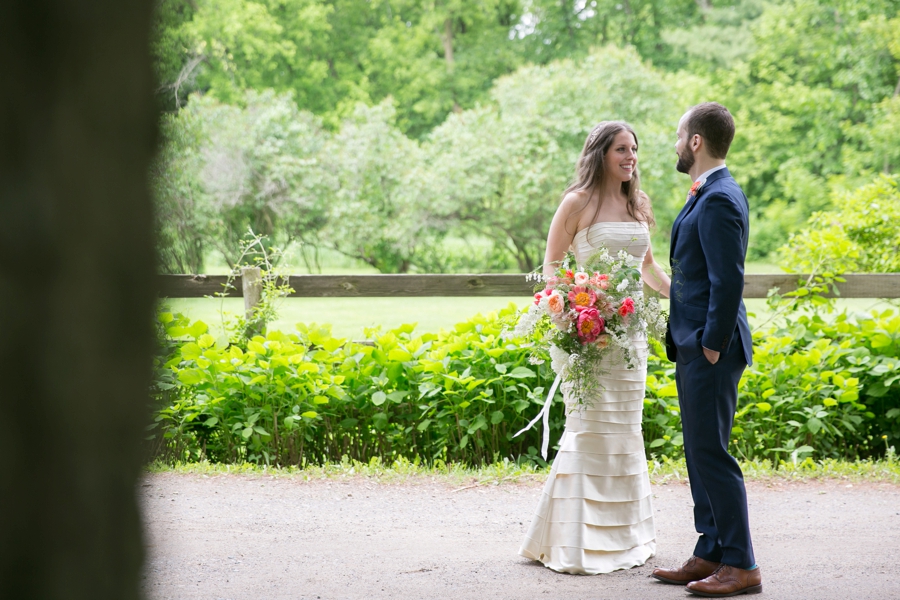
xmin=549 ymin=344 xmax=571 ymax=376
xmin=593 ymin=248 xmax=612 ymax=263
xmin=616 ymin=278 xmax=630 ymax=292
xmin=506 ymin=304 xmax=543 ymax=339
xmin=537 ymin=294 xmax=550 ymax=311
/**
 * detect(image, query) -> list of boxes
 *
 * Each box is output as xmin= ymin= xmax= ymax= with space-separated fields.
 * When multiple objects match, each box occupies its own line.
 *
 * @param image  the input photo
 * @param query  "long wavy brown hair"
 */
xmin=563 ymin=121 xmax=655 ymax=234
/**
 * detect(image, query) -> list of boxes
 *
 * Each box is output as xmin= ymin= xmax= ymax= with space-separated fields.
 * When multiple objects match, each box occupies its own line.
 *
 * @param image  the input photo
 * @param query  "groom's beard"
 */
xmin=676 ymin=147 xmax=695 ymax=174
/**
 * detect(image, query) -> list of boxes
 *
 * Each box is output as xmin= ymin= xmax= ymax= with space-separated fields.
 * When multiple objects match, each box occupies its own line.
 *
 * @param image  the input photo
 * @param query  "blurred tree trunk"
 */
xmin=0 ymin=1 xmax=157 ymax=599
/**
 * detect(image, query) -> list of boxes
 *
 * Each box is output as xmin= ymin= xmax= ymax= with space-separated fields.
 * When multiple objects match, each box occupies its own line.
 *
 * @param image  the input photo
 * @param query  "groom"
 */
xmin=653 ymin=103 xmax=762 ymax=597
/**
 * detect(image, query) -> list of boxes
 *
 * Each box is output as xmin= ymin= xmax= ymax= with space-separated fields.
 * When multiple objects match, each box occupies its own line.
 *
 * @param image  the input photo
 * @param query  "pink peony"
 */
xmin=591 ymin=272 xmax=610 ymax=290
xmin=546 ymin=290 xmax=565 ymax=314
xmin=576 ymin=307 xmax=605 ymax=343
xmin=618 ymin=297 xmax=636 ymax=317
xmin=567 ymin=286 xmax=597 ymax=311
xmin=573 ymin=271 xmax=590 ymax=286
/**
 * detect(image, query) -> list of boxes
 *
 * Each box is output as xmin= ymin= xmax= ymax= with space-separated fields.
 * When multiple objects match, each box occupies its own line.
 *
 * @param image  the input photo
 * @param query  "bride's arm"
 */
xmin=636 ymin=192 xmax=670 ymax=298
xmin=542 ymin=193 xmax=581 ymax=277
xmin=642 ymin=245 xmax=671 ymax=298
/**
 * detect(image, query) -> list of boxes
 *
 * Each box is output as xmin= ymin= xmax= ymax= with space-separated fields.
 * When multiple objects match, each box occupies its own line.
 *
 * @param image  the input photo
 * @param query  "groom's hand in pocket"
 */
xmin=702 ymin=347 xmax=720 ymax=365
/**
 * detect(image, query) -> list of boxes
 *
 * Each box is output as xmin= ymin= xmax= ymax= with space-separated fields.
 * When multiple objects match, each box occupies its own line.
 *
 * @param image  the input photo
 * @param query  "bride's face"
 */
xmin=604 ymin=130 xmax=638 ymax=182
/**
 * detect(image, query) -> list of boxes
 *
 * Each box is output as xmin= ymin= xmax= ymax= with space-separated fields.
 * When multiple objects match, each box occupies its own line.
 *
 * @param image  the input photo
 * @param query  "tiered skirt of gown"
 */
xmin=518 ymin=221 xmax=656 ymax=575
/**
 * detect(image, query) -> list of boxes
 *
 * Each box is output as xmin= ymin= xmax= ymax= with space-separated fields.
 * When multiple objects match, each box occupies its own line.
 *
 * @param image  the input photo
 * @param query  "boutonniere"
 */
xmin=688 ymin=180 xmax=704 ymax=198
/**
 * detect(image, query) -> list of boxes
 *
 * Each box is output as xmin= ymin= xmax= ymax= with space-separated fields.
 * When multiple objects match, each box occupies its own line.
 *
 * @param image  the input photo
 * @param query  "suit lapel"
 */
xmin=670 ymin=193 xmax=700 ymax=261
xmin=669 ymin=168 xmax=733 ymax=261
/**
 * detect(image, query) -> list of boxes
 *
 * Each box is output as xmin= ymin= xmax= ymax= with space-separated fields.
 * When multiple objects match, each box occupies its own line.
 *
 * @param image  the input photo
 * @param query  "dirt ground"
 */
xmin=140 ymin=473 xmax=900 ymax=600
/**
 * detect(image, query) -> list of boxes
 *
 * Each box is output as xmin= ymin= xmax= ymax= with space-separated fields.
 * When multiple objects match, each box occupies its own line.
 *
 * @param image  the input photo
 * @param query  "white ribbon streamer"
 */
xmin=513 ymin=373 xmax=561 ymax=460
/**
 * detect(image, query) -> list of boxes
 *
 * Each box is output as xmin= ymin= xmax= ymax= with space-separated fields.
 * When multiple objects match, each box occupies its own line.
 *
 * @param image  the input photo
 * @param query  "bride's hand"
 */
xmin=641 ymin=246 xmax=671 ymax=298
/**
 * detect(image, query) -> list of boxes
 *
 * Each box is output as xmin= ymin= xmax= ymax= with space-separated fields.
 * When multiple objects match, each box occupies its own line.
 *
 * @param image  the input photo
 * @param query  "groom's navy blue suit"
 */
xmin=666 ymin=167 xmax=755 ymax=569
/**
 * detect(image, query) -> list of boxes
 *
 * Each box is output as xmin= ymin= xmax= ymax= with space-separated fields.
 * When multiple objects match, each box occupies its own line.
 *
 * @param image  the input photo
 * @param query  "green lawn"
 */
xmin=149 ymin=456 xmax=900 ymax=484
xmin=162 ymin=295 xmax=897 ymax=341
xmin=163 ymin=296 xmax=535 ymax=339
xmin=163 ymin=259 xmax=896 ymax=339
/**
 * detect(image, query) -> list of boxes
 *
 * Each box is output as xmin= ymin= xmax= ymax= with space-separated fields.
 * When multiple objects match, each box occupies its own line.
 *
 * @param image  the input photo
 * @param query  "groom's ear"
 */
xmin=690 ymin=134 xmax=703 ymax=152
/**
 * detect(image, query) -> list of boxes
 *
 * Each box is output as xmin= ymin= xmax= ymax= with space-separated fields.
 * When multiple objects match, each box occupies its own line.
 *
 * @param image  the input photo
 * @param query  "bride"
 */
xmin=518 ymin=121 xmax=671 ymax=575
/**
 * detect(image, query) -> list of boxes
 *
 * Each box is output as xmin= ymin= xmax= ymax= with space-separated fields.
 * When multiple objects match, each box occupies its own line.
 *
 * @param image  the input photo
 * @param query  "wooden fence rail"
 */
xmin=157 ymin=272 xmax=900 ymax=300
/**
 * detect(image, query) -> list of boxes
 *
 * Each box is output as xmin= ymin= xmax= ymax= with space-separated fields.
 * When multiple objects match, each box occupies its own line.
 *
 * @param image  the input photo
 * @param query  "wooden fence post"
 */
xmin=241 ymin=266 xmax=263 ymax=337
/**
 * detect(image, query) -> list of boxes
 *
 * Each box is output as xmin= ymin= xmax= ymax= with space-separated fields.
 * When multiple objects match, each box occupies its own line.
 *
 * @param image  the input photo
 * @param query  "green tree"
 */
xmin=153 ymin=0 xmax=528 ymax=136
xmin=151 ymin=90 xmax=333 ymax=270
xmin=362 ymin=0 xmax=524 ymax=136
xmin=152 ymin=109 xmax=207 ymax=273
xmin=511 ymin=0 xmax=735 ymax=70
xmin=195 ymin=90 xmax=332 ymax=267
xmin=319 ymin=101 xmax=449 ymax=272
xmin=661 ymin=0 xmax=764 ymax=71
xmin=718 ymin=0 xmax=900 ymax=258
xmin=424 ymin=46 xmax=700 ymax=271
xmin=152 ymin=0 xmax=198 ymax=111
xmin=779 ymin=175 xmax=900 ymax=274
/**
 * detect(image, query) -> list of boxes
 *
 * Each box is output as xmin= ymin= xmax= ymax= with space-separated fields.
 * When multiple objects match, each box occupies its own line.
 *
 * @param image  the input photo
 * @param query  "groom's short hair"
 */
xmin=685 ymin=102 xmax=735 ymax=159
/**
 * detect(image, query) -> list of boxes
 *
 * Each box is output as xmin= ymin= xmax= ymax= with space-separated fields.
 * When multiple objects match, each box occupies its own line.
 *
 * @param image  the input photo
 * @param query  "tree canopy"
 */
xmin=151 ymin=0 xmax=900 ymax=272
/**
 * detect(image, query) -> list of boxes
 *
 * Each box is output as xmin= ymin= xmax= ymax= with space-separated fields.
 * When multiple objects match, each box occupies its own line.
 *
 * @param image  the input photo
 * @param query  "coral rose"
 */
xmin=591 ymin=272 xmax=610 ymax=290
xmin=576 ymin=307 xmax=605 ymax=343
xmin=546 ymin=290 xmax=565 ymax=314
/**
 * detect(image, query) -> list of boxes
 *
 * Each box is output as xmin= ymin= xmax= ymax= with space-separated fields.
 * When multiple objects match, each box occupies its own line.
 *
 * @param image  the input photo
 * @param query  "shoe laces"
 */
xmin=711 ymin=564 xmax=733 ymax=581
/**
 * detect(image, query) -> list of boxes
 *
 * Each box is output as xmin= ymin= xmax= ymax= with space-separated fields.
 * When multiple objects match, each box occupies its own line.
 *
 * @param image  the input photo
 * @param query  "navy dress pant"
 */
xmin=675 ymin=333 xmax=755 ymax=569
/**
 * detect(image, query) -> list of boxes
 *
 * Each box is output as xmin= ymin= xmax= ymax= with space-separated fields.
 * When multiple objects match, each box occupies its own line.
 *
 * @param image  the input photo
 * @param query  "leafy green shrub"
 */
xmin=779 ymin=175 xmax=900 ymax=274
xmin=643 ymin=307 xmax=900 ymax=463
xmin=151 ymin=301 xmax=900 ymax=466
xmin=150 ymin=304 xmax=564 ymax=466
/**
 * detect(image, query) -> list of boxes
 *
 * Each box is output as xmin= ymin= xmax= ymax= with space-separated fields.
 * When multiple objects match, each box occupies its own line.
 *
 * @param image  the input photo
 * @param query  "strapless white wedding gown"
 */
xmin=518 ymin=221 xmax=656 ymax=575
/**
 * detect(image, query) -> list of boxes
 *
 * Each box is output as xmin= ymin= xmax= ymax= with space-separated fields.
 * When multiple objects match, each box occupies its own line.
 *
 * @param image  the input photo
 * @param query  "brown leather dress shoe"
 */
xmin=651 ymin=555 xmax=720 ymax=584
xmin=686 ymin=564 xmax=762 ymax=597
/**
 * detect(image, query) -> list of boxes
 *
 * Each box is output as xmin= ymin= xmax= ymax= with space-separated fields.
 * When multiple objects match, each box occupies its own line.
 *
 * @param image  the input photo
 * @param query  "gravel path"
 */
xmin=141 ymin=473 xmax=900 ymax=599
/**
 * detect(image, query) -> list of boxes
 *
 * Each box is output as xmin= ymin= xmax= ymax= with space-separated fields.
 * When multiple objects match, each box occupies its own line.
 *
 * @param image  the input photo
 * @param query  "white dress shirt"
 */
xmin=694 ymin=163 xmax=727 ymax=185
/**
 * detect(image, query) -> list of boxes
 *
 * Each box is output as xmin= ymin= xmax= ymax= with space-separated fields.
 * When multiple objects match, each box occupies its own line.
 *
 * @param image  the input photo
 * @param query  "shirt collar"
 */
xmin=694 ymin=164 xmax=727 ymax=184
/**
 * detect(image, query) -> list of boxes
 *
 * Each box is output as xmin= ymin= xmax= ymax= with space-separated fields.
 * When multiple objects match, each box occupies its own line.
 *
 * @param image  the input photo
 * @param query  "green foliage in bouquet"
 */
xmin=516 ymin=249 xmax=667 ymax=409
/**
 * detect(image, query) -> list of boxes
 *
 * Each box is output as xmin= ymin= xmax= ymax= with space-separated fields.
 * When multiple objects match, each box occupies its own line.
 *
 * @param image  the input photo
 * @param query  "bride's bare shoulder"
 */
xmin=558 ymin=190 xmax=593 ymax=225
xmin=556 ymin=190 xmax=595 ymax=233
xmin=560 ymin=189 xmax=591 ymax=209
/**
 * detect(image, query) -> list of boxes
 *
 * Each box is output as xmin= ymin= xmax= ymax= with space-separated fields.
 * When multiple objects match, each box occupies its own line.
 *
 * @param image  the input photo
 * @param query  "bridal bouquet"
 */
xmin=511 ymin=247 xmax=667 ymax=410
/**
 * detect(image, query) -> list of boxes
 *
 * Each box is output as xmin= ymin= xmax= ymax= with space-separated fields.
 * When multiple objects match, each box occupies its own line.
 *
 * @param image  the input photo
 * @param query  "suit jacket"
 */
xmin=666 ymin=167 xmax=753 ymax=366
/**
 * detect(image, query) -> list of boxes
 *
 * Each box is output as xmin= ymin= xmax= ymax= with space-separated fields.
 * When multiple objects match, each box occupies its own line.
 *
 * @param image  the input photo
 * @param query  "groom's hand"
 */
xmin=702 ymin=347 xmax=720 ymax=365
